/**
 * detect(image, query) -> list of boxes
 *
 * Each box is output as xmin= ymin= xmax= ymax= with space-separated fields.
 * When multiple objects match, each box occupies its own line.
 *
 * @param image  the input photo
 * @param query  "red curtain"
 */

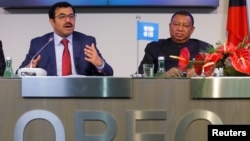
xmin=227 ymin=0 xmax=249 ymax=46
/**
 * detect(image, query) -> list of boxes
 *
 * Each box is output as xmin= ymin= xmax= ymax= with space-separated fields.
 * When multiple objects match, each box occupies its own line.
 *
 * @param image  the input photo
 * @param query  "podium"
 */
xmin=1 ymin=77 xmax=250 ymax=141
xmin=21 ymin=76 xmax=132 ymax=97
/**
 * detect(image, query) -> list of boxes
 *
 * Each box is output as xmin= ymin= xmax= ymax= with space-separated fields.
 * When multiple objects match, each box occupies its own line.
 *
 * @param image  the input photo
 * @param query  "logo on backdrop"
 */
xmin=137 ymin=21 xmax=159 ymax=41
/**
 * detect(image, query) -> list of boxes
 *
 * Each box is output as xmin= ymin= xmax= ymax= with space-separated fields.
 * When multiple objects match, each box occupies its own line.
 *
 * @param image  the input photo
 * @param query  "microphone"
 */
xmin=18 ymin=37 xmax=53 ymax=77
xmin=30 ymin=37 xmax=54 ymax=68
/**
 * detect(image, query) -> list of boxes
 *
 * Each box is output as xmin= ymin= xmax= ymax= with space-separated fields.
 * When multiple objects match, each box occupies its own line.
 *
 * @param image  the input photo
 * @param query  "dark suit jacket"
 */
xmin=138 ymin=38 xmax=213 ymax=74
xmin=18 ymin=31 xmax=113 ymax=76
xmin=0 ymin=41 xmax=6 ymax=76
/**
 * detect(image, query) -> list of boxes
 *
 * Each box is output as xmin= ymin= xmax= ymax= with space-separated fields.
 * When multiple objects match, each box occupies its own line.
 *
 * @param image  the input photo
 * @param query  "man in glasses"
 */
xmin=138 ymin=11 xmax=213 ymax=77
xmin=18 ymin=1 xmax=113 ymax=76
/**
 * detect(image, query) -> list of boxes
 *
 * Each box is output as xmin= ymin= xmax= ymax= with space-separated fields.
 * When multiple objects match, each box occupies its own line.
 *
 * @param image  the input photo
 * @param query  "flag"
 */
xmin=137 ymin=21 xmax=159 ymax=41
xmin=227 ymin=0 xmax=249 ymax=46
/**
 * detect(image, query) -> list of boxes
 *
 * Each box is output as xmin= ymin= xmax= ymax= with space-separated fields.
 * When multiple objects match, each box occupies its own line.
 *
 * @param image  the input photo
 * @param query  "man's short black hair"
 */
xmin=170 ymin=11 xmax=194 ymax=26
xmin=48 ymin=1 xmax=75 ymax=19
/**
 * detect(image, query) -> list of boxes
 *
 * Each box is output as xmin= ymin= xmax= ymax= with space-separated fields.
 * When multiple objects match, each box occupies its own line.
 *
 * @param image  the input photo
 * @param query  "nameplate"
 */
xmin=21 ymin=76 xmax=132 ymax=98
xmin=191 ymin=77 xmax=250 ymax=98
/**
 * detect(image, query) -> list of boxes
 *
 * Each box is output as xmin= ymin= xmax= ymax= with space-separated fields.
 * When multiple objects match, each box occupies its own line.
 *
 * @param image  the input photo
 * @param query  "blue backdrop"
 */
xmin=0 ymin=0 xmax=219 ymax=8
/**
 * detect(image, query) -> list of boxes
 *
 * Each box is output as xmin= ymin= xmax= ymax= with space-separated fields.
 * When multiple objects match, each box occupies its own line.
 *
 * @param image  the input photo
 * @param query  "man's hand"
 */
xmin=165 ymin=67 xmax=196 ymax=77
xmin=84 ymin=43 xmax=103 ymax=67
xmin=166 ymin=67 xmax=183 ymax=77
xmin=186 ymin=67 xmax=196 ymax=77
xmin=26 ymin=55 xmax=41 ymax=68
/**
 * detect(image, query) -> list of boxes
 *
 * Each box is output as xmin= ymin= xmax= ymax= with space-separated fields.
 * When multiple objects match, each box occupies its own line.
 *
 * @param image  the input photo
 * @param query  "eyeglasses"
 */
xmin=55 ymin=14 xmax=76 ymax=20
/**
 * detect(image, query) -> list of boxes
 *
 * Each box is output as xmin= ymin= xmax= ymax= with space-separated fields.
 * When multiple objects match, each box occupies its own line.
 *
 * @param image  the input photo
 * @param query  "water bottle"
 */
xmin=157 ymin=56 xmax=165 ymax=77
xmin=3 ymin=56 xmax=14 ymax=78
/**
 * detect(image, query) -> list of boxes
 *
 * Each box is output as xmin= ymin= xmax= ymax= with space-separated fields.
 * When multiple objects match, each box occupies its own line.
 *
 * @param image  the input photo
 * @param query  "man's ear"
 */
xmin=49 ymin=19 xmax=55 ymax=28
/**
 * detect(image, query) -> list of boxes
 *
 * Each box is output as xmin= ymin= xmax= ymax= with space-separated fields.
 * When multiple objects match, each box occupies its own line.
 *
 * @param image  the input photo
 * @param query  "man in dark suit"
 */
xmin=18 ymin=1 xmax=113 ymax=76
xmin=138 ymin=11 xmax=213 ymax=77
xmin=0 ymin=41 xmax=6 ymax=76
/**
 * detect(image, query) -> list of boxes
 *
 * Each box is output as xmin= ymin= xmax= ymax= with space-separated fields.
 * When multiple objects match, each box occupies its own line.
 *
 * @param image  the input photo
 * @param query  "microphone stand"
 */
xmin=17 ymin=37 xmax=53 ymax=77
xmin=30 ymin=37 xmax=53 ymax=68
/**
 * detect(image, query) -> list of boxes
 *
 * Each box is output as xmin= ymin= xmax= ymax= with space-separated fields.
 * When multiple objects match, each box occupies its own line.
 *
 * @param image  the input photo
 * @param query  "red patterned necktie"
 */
xmin=61 ymin=39 xmax=72 ymax=76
